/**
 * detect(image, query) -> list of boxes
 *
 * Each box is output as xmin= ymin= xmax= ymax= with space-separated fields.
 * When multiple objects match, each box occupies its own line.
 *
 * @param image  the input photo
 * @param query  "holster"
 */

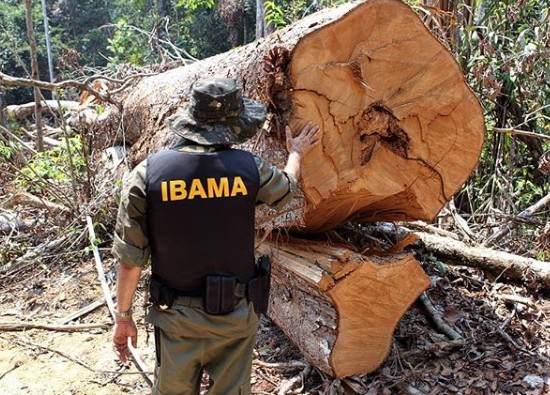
xmin=247 ymin=255 xmax=271 ymax=315
xmin=149 ymin=275 xmax=177 ymax=310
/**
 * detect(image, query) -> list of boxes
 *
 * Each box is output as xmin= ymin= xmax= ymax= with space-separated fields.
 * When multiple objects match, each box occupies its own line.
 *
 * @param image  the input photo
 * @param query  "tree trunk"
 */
xmin=24 ymin=0 xmax=45 ymax=152
xmin=258 ymin=236 xmax=430 ymax=377
xmin=120 ymin=0 xmax=485 ymax=233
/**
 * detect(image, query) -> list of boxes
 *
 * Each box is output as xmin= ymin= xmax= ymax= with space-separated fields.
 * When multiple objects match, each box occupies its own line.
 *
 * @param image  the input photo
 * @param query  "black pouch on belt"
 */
xmin=204 ymin=275 xmax=237 ymax=315
xmin=247 ymin=255 xmax=271 ymax=315
xmin=150 ymin=275 xmax=176 ymax=310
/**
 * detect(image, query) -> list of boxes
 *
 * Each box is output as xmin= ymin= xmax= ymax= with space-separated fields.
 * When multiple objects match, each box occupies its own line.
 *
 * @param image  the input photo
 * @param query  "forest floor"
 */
xmin=0 ymin=244 xmax=549 ymax=395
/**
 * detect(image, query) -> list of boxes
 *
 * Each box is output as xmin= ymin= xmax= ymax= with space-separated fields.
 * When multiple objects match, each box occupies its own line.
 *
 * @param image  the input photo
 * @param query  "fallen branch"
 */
xmin=86 ymin=216 xmax=153 ymax=386
xmin=0 ymin=236 xmax=69 ymax=275
xmin=15 ymin=338 xmax=95 ymax=372
xmin=5 ymin=100 xmax=79 ymax=120
xmin=483 ymin=191 xmax=550 ymax=247
xmin=494 ymin=293 xmax=534 ymax=306
xmin=253 ymin=360 xmax=309 ymax=370
xmin=0 ymin=211 xmax=31 ymax=233
xmin=57 ymin=296 xmax=111 ymax=324
xmin=2 ymin=192 xmax=71 ymax=213
xmin=369 ymin=223 xmax=550 ymax=289
xmin=494 ymin=128 xmax=550 ymax=141
xmin=0 ymin=322 xmax=109 ymax=332
xmin=0 ymin=71 xmax=155 ymax=106
xmin=418 ymin=292 xmax=462 ymax=340
xmin=399 ymin=338 xmax=465 ymax=359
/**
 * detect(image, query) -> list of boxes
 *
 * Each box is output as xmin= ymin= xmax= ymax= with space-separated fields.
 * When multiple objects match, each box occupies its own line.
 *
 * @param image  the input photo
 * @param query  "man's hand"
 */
xmin=286 ymin=122 xmax=321 ymax=158
xmin=284 ymin=122 xmax=321 ymax=181
xmin=112 ymin=319 xmax=138 ymax=363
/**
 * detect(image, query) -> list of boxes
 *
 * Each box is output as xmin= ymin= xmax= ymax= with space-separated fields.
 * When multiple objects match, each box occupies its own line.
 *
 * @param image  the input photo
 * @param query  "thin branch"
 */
xmin=419 ymin=292 xmax=463 ymax=341
xmin=0 ymin=71 xmax=154 ymax=106
xmin=15 ymin=338 xmax=95 ymax=371
xmin=0 ymin=322 xmax=109 ymax=332
xmin=57 ymin=296 xmax=111 ymax=324
xmin=483 ymin=191 xmax=550 ymax=247
xmin=493 ymin=128 xmax=550 ymax=141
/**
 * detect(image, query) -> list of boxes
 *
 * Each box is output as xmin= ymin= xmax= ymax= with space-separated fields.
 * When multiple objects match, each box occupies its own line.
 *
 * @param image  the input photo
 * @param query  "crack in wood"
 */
xmin=358 ymin=102 xmax=450 ymax=202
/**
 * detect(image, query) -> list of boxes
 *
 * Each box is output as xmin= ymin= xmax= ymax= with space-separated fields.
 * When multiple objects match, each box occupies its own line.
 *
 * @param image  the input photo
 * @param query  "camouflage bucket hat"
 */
xmin=165 ymin=78 xmax=267 ymax=145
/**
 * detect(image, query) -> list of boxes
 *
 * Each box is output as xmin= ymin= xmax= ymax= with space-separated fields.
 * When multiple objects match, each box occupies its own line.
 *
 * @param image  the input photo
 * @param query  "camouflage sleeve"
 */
xmin=111 ymin=160 xmax=150 ymax=267
xmin=254 ymin=155 xmax=298 ymax=211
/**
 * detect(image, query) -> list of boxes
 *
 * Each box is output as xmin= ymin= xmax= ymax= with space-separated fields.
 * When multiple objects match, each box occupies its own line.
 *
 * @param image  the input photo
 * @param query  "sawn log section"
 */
xmin=258 ymin=237 xmax=430 ymax=378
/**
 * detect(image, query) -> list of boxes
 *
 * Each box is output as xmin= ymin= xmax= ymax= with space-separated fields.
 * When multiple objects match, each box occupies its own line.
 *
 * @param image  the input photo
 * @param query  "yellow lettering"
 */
xmin=207 ymin=177 xmax=229 ymax=197
xmin=188 ymin=178 xmax=207 ymax=199
xmin=161 ymin=181 xmax=168 ymax=202
xmin=231 ymin=176 xmax=248 ymax=197
xmin=162 ymin=177 xmax=248 ymax=201
xmin=170 ymin=180 xmax=187 ymax=200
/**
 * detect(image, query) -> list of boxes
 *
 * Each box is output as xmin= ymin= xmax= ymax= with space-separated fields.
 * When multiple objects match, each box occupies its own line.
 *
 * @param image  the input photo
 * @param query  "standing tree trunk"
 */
xmin=0 ymin=86 xmax=5 ymax=126
xmin=255 ymin=0 xmax=265 ymax=39
xmin=24 ymin=0 xmax=45 ymax=152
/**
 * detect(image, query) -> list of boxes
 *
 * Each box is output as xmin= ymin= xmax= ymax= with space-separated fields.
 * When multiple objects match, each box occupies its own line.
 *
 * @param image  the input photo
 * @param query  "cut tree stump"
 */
xmin=258 ymin=236 xmax=430 ymax=377
xmin=116 ymin=0 xmax=484 ymax=233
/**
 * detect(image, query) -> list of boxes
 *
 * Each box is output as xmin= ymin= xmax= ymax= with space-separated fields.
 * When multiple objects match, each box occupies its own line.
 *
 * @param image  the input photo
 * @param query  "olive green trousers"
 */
xmin=146 ymin=296 xmax=259 ymax=395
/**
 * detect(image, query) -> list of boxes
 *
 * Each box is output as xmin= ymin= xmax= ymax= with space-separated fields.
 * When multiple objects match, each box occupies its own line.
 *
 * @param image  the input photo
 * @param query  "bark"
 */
xmin=258 ymin=236 xmax=430 ymax=377
xmin=118 ymin=0 xmax=485 ymax=233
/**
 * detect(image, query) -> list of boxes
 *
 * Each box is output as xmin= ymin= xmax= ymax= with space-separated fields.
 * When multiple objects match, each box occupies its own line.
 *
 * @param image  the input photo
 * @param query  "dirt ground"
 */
xmin=1 ymin=252 xmax=549 ymax=395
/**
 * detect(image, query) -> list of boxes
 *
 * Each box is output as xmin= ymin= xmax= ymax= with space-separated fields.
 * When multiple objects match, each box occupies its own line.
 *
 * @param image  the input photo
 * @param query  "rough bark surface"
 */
xmin=258 ymin=237 xmax=430 ymax=377
xmin=118 ymin=0 xmax=484 ymax=233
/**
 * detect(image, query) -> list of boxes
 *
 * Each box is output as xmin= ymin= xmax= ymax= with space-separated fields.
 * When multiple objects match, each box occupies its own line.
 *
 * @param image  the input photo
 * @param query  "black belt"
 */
xmin=173 ymin=282 xmax=246 ymax=299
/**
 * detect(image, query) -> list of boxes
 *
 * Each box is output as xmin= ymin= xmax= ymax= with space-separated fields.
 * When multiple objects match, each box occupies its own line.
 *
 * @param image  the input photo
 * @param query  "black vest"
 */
xmin=146 ymin=148 xmax=260 ymax=292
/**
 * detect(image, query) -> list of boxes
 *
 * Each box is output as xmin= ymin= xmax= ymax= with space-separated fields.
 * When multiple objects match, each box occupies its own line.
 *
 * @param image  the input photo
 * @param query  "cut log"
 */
xmin=116 ymin=0 xmax=484 ymax=232
xmin=257 ymin=236 xmax=430 ymax=377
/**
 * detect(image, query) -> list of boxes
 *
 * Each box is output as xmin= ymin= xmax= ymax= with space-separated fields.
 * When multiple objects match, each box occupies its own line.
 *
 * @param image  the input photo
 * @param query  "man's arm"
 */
xmin=113 ymin=264 xmax=142 ymax=363
xmin=111 ymin=160 xmax=149 ymax=363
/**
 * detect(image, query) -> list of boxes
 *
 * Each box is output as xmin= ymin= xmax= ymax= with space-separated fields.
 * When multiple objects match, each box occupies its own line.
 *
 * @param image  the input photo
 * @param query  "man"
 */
xmin=111 ymin=77 xmax=320 ymax=395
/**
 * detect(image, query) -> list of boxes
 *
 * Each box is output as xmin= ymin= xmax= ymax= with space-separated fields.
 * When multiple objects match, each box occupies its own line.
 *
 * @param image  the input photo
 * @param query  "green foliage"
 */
xmin=264 ymin=0 xmax=286 ymax=29
xmin=106 ymin=19 xmax=149 ymax=65
xmin=177 ymin=0 xmax=216 ymax=11
xmin=175 ymin=5 xmax=232 ymax=58
xmin=0 ymin=141 xmax=14 ymax=160
xmin=267 ymin=0 xmax=353 ymax=29
xmin=16 ymin=135 xmax=86 ymax=195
